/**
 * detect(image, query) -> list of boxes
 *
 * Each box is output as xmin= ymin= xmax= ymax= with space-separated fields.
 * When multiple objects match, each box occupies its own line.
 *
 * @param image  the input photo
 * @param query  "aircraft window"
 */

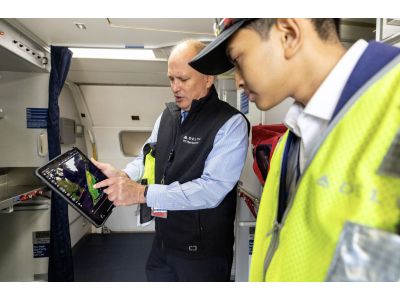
xmin=120 ymin=131 xmax=151 ymax=157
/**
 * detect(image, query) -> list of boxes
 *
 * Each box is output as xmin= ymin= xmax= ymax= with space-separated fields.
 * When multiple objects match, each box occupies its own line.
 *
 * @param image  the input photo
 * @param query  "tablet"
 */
xmin=36 ymin=147 xmax=114 ymax=227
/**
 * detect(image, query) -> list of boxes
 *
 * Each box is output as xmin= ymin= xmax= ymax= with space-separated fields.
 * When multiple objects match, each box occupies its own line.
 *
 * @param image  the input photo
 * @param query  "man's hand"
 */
xmin=91 ymin=158 xmax=128 ymax=179
xmin=93 ymin=176 xmax=146 ymax=206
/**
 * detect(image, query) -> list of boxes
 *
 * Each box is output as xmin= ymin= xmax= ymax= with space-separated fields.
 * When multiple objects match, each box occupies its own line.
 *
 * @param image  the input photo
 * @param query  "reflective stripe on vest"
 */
xmin=250 ymin=58 xmax=400 ymax=282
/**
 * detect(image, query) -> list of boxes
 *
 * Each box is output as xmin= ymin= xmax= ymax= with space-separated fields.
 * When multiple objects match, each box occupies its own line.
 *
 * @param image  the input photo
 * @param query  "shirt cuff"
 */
xmin=123 ymin=167 xmax=140 ymax=181
xmin=146 ymin=184 xmax=167 ymax=209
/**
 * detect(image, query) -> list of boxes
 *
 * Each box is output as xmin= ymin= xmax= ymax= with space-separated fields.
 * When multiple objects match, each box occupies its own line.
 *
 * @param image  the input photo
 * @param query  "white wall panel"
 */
xmin=91 ymin=127 xmax=152 ymax=169
xmin=0 ymin=209 xmax=50 ymax=281
xmin=0 ymin=72 xmax=49 ymax=167
xmin=80 ymin=85 xmax=172 ymax=127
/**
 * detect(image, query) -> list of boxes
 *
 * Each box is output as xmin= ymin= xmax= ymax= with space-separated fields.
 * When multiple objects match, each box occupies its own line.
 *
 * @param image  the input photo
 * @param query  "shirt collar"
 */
xmin=304 ymin=39 xmax=368 ymax=120
xmin=284 ymin=39 xmax=368 ymax=134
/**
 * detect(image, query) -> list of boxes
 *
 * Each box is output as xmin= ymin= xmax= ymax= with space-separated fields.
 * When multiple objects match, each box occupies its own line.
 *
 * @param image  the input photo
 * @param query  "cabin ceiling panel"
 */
xmin=70 ymin=58 xmax=167 ymax=72
xmin=68 ymin=58 xmax=169 ymax=85
xmin=67 ymin=70 xmax=170 ymax=86
xmin=14 ymin=18 xmax=214 ymax=48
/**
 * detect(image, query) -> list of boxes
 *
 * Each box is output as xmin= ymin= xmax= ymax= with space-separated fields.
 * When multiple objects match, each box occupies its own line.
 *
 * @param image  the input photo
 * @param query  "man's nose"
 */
xmin=171 ymin=80 xmax=181 ymax=92
xmin=234 ymin=71 xmax=245 ymax=90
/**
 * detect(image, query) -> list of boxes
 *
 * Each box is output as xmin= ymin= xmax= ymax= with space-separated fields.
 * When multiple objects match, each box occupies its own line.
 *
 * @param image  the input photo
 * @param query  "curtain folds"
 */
xmin=47 ymin=46 xmax=74 ymax=282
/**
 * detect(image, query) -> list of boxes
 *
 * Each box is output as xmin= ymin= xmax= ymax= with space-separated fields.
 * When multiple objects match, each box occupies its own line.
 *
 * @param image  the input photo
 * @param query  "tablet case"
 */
xmin=35 ymin=147 xmax=114 ymax=227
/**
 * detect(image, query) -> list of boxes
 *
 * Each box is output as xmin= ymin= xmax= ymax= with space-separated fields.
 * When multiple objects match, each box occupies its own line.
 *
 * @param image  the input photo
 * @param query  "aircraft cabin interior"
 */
xmin=0 ymin=18 xmax=399 ymax=283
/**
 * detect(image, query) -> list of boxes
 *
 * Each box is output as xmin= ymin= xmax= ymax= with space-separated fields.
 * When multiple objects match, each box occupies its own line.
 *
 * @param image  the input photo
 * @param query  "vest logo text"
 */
xmin=316 ymin=174 xmax=400 ymax=207
xmin=183 ymin=135 xmax=201 ymax=145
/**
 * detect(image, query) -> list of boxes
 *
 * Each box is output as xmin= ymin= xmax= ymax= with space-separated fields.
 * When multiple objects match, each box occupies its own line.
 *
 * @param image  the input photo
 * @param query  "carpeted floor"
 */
xmin=72 ymin=232 xmax=155 ymax=282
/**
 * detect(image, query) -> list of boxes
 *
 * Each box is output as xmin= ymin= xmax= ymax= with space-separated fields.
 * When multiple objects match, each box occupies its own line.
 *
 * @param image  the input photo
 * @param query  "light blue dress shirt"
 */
xmin=123 ymin=111 xmax=249 ymax=211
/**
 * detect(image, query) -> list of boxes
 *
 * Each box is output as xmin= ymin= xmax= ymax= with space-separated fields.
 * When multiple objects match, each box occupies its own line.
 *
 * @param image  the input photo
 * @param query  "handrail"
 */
xmin=238 ymin=186 xmax=260 ymax=218
xmin=238 ymin=186 xmax=259 ymax=203
xmin=382 ymin=32 xmax=400 ymax=45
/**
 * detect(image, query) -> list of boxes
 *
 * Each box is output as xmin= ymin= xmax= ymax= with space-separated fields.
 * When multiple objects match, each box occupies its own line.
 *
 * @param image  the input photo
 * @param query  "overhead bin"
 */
xmin=0 ymin=19 xmax=49 ymax=73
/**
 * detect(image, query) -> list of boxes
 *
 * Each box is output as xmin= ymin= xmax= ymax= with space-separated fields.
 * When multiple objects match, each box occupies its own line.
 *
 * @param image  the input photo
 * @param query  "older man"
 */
xmin=93 ymin=40 xmax=249 ymax=281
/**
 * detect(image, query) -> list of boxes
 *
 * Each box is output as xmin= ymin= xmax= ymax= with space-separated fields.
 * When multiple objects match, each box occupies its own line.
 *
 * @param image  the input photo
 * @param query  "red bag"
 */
xmin=252 ymin=124 xmax=287 ymax=185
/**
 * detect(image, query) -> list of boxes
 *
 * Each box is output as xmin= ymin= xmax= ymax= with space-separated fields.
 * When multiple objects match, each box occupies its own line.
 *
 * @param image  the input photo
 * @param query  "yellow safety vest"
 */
xmin=250 ymin=58 xmax=400 ymax=281
xmin=142 ymin=144 xmax=156 ymax=185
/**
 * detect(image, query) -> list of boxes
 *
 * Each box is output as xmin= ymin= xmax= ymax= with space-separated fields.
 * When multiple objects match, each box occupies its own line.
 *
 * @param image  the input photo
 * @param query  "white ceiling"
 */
xmin=11 ymin=18 xmax=377 ymax=50
xmin=12 ymin=18 xmax=215 ymax=48
xmin=3 ymin=18 xmax=377 ymax=86
xmin=5 ymin=18 xmax=217 ymax=85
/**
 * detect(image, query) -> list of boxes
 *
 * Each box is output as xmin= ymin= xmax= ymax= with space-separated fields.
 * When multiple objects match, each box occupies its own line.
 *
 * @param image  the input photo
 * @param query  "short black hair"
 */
xmin=310 ymin=18 xmax=341 ymax=40
xmin=244 ymin=18 xmax=341 ymax=41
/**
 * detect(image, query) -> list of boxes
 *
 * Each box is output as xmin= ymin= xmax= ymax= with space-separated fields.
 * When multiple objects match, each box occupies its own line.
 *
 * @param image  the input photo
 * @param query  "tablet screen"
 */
xmin=36 ymin=148 xmax=114 ymax=227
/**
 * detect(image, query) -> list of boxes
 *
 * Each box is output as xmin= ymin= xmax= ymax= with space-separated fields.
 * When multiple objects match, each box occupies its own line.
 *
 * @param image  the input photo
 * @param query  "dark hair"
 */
xmin=245 ymin=18 xmax=340 ymax=41
xmin=310 ymin=18 xmax=340 ymax=40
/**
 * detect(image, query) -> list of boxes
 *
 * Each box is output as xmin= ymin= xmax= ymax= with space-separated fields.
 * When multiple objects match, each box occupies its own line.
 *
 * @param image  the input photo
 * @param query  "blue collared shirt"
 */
xmin=124 ymin=111 xmax=248 ymax=210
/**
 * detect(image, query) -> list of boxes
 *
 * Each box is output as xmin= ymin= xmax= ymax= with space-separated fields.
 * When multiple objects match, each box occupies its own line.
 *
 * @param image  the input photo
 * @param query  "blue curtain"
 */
xmin=47 ymin=46 xmax=74 ymax=281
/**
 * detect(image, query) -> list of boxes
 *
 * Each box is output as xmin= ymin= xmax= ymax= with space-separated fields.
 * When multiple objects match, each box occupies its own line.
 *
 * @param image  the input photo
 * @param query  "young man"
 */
xmin=189 ymin=18 xmax=400 ymax=281
xmin=93 ymin=40 xmax=249 ymax=281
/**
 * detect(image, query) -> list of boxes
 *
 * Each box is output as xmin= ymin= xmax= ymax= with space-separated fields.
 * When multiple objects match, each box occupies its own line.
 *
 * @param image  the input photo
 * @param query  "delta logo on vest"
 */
xmin=182 ymin=135 xmax=202 ymax=145
xmin=315 ymin=174 xmax=386 ymax=204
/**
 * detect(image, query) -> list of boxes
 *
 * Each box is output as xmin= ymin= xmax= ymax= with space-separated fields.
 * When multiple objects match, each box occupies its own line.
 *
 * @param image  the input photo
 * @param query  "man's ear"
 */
xmin=206 ymin=75 xmax=214 ymax=88
xmin=276 ymin=18 xmax=303 ymax=60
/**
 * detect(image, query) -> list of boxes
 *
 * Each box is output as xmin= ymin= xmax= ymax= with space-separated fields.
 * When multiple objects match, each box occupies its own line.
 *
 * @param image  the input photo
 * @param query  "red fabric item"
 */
xmin=239 ymin=190 xmax=259 ymax=218
xmin=252 ymin=124 xmax=287 ymax=185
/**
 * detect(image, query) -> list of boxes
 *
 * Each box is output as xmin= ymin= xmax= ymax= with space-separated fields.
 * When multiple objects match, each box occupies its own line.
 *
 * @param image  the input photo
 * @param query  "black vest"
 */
xmin=155 ymin=85 xmax=246 ymax=258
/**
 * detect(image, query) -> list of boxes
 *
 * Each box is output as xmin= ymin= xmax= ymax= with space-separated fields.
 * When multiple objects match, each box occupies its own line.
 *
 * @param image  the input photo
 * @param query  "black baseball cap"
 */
xmin=189 ymin=18 xmax=253 ymax=75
